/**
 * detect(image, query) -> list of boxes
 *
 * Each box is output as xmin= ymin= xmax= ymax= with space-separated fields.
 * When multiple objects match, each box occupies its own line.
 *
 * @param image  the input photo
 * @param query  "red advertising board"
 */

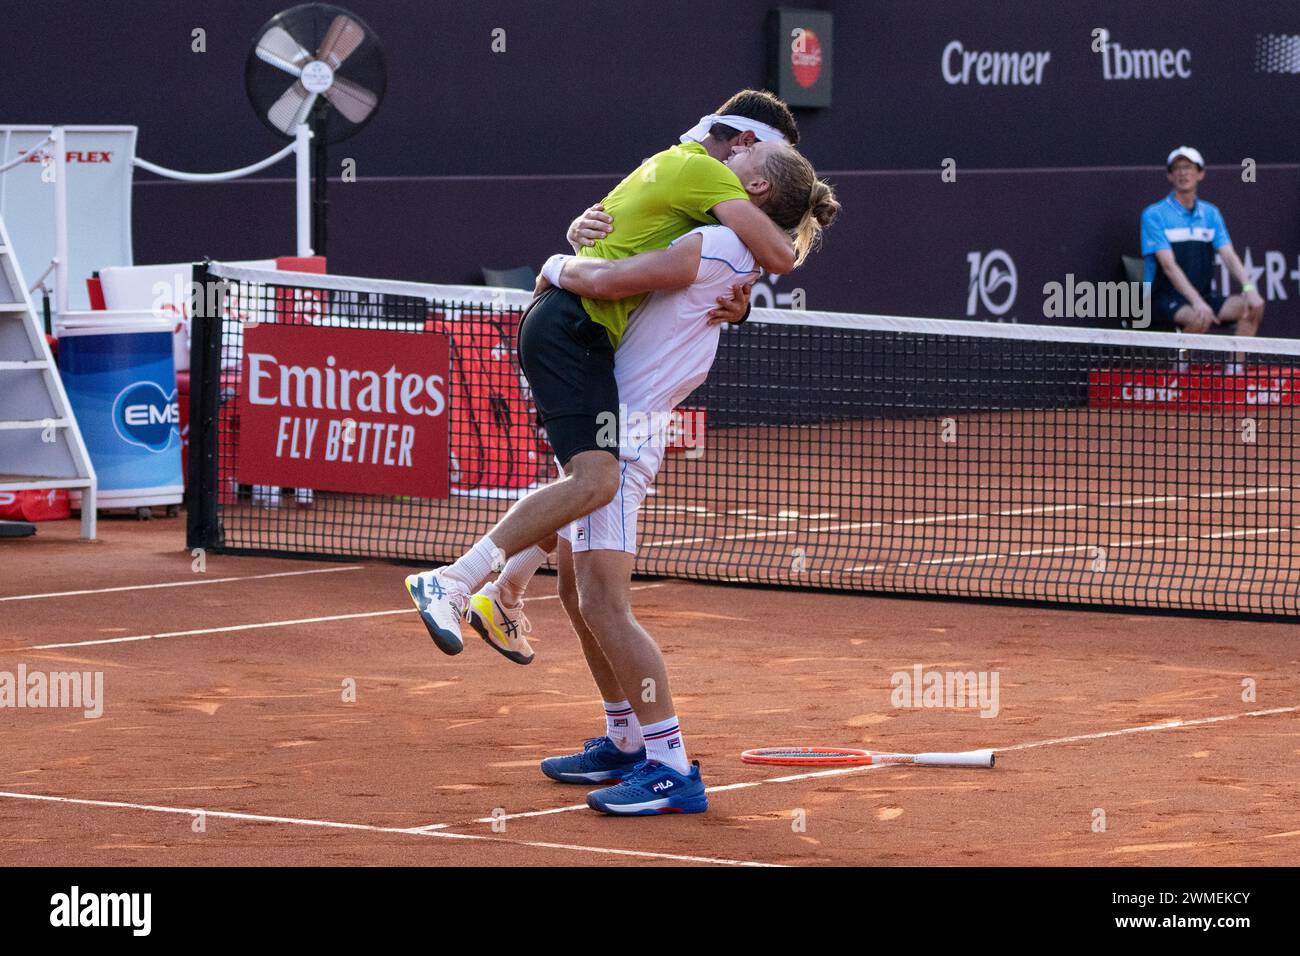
xmin=236 ymin=324 xmax=450 ymax=498
xmin=665 ymin=407 xmax=706 ymax=455
xmin=1088 ymin=366 xmax=1298 ymax=411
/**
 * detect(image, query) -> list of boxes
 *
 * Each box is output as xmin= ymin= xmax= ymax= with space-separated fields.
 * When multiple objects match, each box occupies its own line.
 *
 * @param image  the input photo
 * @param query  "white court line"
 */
xmin=18 ymin=609 xmax=415 ymax=651
xmin=1204 ymin=527 xmax=1287 ymax=540
xmin=718 ymin=528 xmax=810 ymax=543
xmin=643 ymin=536 xmax=710 ymax=548
xmin=1103 ymin=495 xmax=1182 ymax=507
xmin=0 ymin=791 xmax=451 ymax=833
xmin=734 ymin=512 xmax=837 ymax=524
xmin=646 ymin=519 xmax=884 ymax=549
xmin=842 ymin=525 xmax=1297 ymax=575
xmin=996 ymin=504 xmax=1085 ymax=517
xmin=1198 ymin=487 xmax=1287 ymax=499
xmin=646 ymin=485 xmax=1293 ymax=552
xmin=9 ymin=585 xmax=666 ymax=653
xmin=0 ymin=566 xmax=363 ymax=603
xmin=897 ymin=513 xmax=983 ymax=526
xmin=810 ymin=520 xmax=885 ymax=533
xmin=464 ymin=704 xmax=1299 ymax=825
xmin=994 ymin=705 xmax=1300 ymax=752
xmin=1008 ymin=543 xmax=1091 ymax=558
xmin=0 ymin=790 xmax=776 ymax=867
xmin=917 ymin=552 xmax=1004 ymax=566
xmin=468 ymin=804 xmax=587 ymax=823
xmin=466 ymin=780 xmax=774 ymax=824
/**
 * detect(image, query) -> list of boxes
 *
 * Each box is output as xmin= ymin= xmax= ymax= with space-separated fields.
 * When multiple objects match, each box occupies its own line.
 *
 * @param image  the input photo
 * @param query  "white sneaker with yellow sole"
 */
xmin=466 ymin=582 xmax=535 ymax=665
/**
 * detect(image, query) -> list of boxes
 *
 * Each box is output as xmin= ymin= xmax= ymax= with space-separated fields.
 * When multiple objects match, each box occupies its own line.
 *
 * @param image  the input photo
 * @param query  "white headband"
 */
xmin=680 ymin=113 xmax=790 ymax=146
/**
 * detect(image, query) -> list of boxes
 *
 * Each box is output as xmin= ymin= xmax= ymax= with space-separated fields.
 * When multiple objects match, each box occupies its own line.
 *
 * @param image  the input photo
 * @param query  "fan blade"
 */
xmin=256 ymin=25 xmax=311 ymax=76
xmin=317 ymin=14 xmax=366 ymax=69
xmin=267 ymin=82 xmax=313 ymax=134
xmin=322 ymin=76 xmax=378 ymax=124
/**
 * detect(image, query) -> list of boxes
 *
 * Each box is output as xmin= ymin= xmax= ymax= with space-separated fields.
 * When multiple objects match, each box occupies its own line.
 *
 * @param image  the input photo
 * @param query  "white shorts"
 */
xmin=557 ymin=444 xmax=662 ymax=554
xmin=555 ymin=225 xmax=756 ymax=555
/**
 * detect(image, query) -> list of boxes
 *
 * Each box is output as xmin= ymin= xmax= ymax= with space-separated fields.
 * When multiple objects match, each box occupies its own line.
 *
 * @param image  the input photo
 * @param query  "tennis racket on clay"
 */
xmin=741 ymin=746 xmax=995 ymax=768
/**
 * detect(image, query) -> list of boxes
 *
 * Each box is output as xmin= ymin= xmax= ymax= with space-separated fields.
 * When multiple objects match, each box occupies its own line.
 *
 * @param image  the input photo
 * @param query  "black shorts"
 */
xmin=1151 ymin=291 xmax=1232 ymax=332
xmin=517 ymin=287 xmax=619 ymax=467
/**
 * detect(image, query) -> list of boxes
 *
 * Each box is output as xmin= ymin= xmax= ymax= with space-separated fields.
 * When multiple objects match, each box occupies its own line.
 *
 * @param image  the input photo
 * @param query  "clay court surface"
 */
xmin=2 ymin=516 xmax=1298 ymax=868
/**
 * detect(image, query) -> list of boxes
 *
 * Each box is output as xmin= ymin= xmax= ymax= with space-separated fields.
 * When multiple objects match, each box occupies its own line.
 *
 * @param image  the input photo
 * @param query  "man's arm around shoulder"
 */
xmin=542 ymin=235 xmax=704 ymax=301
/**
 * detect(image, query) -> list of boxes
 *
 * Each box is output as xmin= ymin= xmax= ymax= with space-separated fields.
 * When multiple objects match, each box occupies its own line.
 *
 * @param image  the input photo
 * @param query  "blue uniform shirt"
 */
xmin=1140 ymin=192 xmax=1231 ymax=299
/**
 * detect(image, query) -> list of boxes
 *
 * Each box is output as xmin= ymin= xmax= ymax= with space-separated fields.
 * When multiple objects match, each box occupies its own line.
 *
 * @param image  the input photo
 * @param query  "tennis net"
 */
xmin=187 ymin=261 xmax=1300 ymax=618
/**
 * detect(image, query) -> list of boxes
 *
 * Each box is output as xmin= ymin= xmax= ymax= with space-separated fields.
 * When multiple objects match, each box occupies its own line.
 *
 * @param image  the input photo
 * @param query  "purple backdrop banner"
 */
xmin=135 ymin=163 xmax=1300 ymax=333
xmin=5 ymin=0 xmax=1299 ymax=331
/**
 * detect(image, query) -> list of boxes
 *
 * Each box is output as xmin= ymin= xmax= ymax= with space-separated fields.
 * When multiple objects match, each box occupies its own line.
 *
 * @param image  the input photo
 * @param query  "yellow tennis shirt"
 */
xmin=579 ymin=141 xmax=748 ymax=349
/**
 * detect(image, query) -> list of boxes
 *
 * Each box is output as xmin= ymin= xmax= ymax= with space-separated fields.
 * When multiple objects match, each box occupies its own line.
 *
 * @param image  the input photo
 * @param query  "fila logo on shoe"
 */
xmin=651 ymin=780 xmax=674 ymax=793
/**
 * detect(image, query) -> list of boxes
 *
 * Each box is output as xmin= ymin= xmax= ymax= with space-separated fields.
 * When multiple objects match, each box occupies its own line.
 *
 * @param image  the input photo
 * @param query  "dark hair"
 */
xmin=708 ymin=89 xmax=800 ymax=146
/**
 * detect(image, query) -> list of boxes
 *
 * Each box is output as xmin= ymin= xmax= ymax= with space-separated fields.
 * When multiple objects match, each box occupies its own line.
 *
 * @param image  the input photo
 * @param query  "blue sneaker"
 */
xmin=586 ymin=759 xmax=709 ymax=815
xmin=540 ymin=736 xmax=645 ymax=784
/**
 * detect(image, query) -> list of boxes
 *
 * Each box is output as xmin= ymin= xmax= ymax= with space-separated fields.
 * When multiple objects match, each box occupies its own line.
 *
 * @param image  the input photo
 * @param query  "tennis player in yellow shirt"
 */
xmin=408 ymin=91 xmax=799 ymax=650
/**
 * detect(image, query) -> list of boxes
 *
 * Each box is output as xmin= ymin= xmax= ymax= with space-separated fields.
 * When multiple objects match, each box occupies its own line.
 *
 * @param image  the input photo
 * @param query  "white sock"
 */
xmin=496 ymin=544 xmax=548 ymax=605
xmin=641 ymin=715 xmax=689 ymax=773
xmin=442 ymin=535 xmax=501 ymax=593
xmin=603 ymin=700 xmax=643 ymax=753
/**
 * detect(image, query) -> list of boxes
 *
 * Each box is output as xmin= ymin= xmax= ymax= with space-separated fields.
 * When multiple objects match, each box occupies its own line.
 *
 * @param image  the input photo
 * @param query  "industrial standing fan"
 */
xmin=245 ymin=4 xmax=387 ymax=255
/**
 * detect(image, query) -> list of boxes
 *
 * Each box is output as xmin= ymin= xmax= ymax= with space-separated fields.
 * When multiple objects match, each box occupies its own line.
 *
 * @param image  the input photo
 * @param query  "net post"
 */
xmin=185 ymin=260 xmax=226 ymax=551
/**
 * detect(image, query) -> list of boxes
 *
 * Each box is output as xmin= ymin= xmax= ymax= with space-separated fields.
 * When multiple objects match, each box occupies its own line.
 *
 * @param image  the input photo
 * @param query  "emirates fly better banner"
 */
xmin=236 ymin=325 xmax=450 ymax=498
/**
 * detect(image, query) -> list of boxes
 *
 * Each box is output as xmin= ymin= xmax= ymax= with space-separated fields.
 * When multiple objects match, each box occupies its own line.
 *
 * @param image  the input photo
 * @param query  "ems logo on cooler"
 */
xmin=112 ymin=381 xmax=179 ymax=452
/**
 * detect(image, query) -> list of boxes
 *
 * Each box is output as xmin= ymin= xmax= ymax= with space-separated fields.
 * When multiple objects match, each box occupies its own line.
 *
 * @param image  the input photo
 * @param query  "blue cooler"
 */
xmin=57 ymin=313 xmax=183 ymax=509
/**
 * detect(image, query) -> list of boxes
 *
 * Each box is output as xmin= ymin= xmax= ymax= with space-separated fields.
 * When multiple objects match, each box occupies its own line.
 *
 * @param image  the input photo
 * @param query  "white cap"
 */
xmin=1166 ymin=146 xmax=1205 ymax=169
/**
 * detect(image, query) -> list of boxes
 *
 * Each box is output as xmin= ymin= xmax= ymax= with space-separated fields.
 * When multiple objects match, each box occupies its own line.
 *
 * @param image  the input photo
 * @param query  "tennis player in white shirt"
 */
xmin=468 ymin=141 xmax=839 ymax=815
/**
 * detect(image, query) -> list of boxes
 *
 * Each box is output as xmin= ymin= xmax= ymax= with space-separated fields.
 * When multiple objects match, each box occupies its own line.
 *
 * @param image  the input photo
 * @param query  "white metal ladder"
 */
xmin=0 ymin=209 xmax=97 ymax=538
